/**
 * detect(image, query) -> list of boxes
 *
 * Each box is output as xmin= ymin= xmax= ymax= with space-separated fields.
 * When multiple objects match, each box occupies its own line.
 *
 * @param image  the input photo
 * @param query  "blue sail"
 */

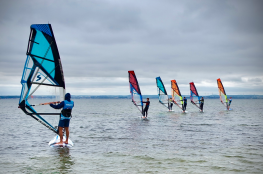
xmin=19 ymin=24 xmax=65 ymax=134
xmin=156 ymin=77 xmax=169 ymax=109
xmin=189 ymin=82 xmax=201 ymax=109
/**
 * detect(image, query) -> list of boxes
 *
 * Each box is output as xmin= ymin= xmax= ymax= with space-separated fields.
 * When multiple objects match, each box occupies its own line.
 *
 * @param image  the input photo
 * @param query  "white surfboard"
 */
xmin=49 ymin=135 xmax=74 ymax=148
xmin=141 ymin=116 xmax=149 ymax=121
xmin=225 ymin=108 xmax=233 ymax=111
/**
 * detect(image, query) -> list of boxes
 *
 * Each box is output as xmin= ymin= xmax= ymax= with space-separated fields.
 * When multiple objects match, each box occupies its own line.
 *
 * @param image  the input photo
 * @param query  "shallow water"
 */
xmin=0 ymin=99 xmax=263 ymax=173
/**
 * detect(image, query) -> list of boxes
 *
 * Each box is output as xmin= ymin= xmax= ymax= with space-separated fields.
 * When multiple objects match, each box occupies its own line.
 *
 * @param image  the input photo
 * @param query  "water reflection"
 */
xmin=54 ymin=148 xmax=75 ymax=173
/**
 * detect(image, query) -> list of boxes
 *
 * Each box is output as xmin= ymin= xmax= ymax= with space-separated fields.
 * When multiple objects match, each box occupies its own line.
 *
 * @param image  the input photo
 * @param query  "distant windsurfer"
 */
xmin=142 ymin=98 xmax=150 ymax=118
xmin=182 ymin=97 xmax=187 ymax=112
xmin=199 ymin=97 xmax=204 ymax=112
xmin=169 ymin=98 xmax=173 ymax=111
xmin=228 ymin=97 xmax=232 ymax=110
xmin=50 ymin=93 xmax=74 ymax=145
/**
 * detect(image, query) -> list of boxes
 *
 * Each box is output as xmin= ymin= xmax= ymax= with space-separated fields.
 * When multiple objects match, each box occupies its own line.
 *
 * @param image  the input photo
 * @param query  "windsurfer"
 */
xmin=50 ymin=93 xmax=74 ymax=145
xmin=182 ymin=97 xmax=187 ymax=112
xmin=199 ymin=97 xmax=204 ymax=112
xmin=169 ymin=98 xmax=173 ymax=111
xmin=143 ymin=98 xmax=150 ymax=118
xmin=228 ymin=97 xmax=232 ymax=110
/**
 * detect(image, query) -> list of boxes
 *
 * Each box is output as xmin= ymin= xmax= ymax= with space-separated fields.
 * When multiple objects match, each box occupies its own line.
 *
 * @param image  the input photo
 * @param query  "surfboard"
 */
xmin=141 ymin=116 xmax=149 ymax=121
xmin=49 ymin=135 xmax=74 ymax=148
xmin=225 ymin=108 xmax=233 ymax=111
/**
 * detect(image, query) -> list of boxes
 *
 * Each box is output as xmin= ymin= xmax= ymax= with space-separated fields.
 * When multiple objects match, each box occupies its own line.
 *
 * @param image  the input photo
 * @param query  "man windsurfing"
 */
xmin=182 ymin=97 xmax=187 ymax=112
xmin=228 ymin=97 xmax=232 ymax=110
xmin=143 ymin=98 xmax=150 ymax=118
xmin=50 ymin=93 xmax=74 ymax=145
xmin=199 ymin=97 xmax=204 ymax=112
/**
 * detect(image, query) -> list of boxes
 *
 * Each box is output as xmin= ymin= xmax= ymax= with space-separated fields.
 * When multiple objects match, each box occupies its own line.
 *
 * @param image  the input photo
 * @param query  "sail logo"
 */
xmin=36 ymin=75 xmax=41 ymax=81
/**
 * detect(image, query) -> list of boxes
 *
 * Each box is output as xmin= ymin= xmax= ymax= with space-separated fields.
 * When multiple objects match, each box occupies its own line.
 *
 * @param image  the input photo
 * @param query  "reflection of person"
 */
xmin=182 ymin=97 xmax=187 ymax=112
xmin=169 ymin=98 xmax=173 ymax=111
xmin=228 ymin=97 xmax=232 ymax=110
xmin=142 ymin=98 xmax=150 ymax=118
xmin=50 ymin=93 xmax=74 ymax=145
xmin=199 ymin=97 xmax=204 ymax=112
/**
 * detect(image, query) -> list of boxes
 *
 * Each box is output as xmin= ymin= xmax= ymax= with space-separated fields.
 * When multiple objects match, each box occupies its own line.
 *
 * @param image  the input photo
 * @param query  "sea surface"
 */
xmin=0 ymin=98 xmax=263 ymax=173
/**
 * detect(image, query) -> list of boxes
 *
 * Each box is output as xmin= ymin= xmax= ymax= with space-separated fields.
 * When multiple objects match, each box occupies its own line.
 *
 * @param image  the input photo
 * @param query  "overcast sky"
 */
xmin=0 ymin=0 xmax=262 ymax=96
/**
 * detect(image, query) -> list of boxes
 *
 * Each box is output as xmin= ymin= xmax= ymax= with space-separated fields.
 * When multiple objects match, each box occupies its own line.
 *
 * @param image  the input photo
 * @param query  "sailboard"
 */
xmin=217 ymin=78 xmax=230 ymax=110
xmin=18 ymin=24 xmax=73 ymax=147
xmin=156 ymin=77 xmax=169 ymax=110
xmin=128 ymin=71 xmax=144 ymax=116
xmin=189 ymin=82 xmax=201 ymax=110
xmin=171 ymin=80 xmax=183 ymax=111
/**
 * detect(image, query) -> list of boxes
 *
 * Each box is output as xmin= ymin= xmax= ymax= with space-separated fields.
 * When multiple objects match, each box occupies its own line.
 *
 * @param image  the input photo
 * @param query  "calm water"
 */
xmin=0 ymin=98 xmax=263 ymax=173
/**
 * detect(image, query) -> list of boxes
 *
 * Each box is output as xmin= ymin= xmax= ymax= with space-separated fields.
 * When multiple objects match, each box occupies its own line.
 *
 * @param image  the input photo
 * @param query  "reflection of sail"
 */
xmin=171 ymin=80 xmax=183 ymax=110
xmin=156 ymin=77 xmax=169 ymax=109
xmin=18 ymin=24 xmax=65 ymax=134
xmin=128 ymin=71 xmax=143 ymax=115
xmin=217 ymin=78 xmax=228 ymax=108
xmin=189 ymin=82 xmax=200 ymax=109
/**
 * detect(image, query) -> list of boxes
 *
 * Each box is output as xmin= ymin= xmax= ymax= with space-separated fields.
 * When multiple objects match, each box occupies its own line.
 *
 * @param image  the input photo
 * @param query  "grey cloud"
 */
xmin=0 ymin=0 xmax=263 ymax=95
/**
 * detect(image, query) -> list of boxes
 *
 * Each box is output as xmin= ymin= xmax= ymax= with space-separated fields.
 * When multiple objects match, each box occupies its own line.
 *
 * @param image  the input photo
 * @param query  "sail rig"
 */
xmin=171 ymin=80 xmax=183 ymax=110
xmin=128 ymin=71 xmax=143 ymax=115
xmin=18 ymin=24 xmax=65 ymax=134
xmin=189 ymin=82 xmax=201 ymax=109
xmin=217 ymin=78 xmax=228 ymax=109
xmin=156 ymin=77 xmax=169 ymax=109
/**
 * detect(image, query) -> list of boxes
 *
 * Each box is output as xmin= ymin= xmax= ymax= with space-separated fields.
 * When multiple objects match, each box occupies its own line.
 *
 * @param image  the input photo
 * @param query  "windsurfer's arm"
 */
xmin=50 ymin=101 xmax=64 ymax=109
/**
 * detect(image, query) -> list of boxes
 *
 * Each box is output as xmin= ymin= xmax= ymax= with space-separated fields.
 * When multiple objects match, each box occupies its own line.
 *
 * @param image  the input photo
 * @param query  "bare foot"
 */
xmin=56 ymin=142 xmax=64 ymax=146
xmin=64 ymin=141 xmax=68 ymax=144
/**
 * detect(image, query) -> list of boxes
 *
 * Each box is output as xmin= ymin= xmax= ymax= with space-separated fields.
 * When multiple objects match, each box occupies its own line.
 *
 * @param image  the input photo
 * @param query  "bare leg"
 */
xmin=64 ymin=127 xmax=69 ymax=144
xmin=56 ymin=127 xmax=64 ymax=145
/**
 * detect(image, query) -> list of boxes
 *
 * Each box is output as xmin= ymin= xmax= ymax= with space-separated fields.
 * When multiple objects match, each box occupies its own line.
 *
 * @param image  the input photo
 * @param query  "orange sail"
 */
xmin=217 ymin=78 xmax=228 ymax=108
xmin=171 ymin=80 xmax=183 ymax=110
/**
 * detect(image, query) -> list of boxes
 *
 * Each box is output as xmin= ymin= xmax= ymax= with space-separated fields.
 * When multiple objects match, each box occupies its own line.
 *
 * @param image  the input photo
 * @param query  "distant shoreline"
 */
xmin=1 ymin=95 xmax=263 ymax=99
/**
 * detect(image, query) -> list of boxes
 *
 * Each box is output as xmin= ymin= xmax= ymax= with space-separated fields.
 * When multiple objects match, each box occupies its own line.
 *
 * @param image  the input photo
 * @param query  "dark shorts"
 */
xmin=58 ymin=119 xmax=70 ymax=127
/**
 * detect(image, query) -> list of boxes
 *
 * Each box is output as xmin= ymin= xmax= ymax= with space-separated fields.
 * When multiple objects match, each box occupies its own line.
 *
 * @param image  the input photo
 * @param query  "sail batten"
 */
xmin=19 ymin=24 xmax=65 ymax=134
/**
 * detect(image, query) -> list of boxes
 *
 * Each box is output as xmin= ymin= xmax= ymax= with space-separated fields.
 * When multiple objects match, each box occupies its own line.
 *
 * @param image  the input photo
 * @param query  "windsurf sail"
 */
xmin=171 ymin=80 xmax=183 ymax=110
xmin=18 ymin=24 xmax=65 ymax=134
xmin=217 ymin=78 xmax=228 ymax=108
xmin=189 ymin=82 xmax=201 ymax=109
xmin=156 ymin=77 xmax=169 ymax=109
xmin=128 ymin=71 xmax=143 ymax=115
